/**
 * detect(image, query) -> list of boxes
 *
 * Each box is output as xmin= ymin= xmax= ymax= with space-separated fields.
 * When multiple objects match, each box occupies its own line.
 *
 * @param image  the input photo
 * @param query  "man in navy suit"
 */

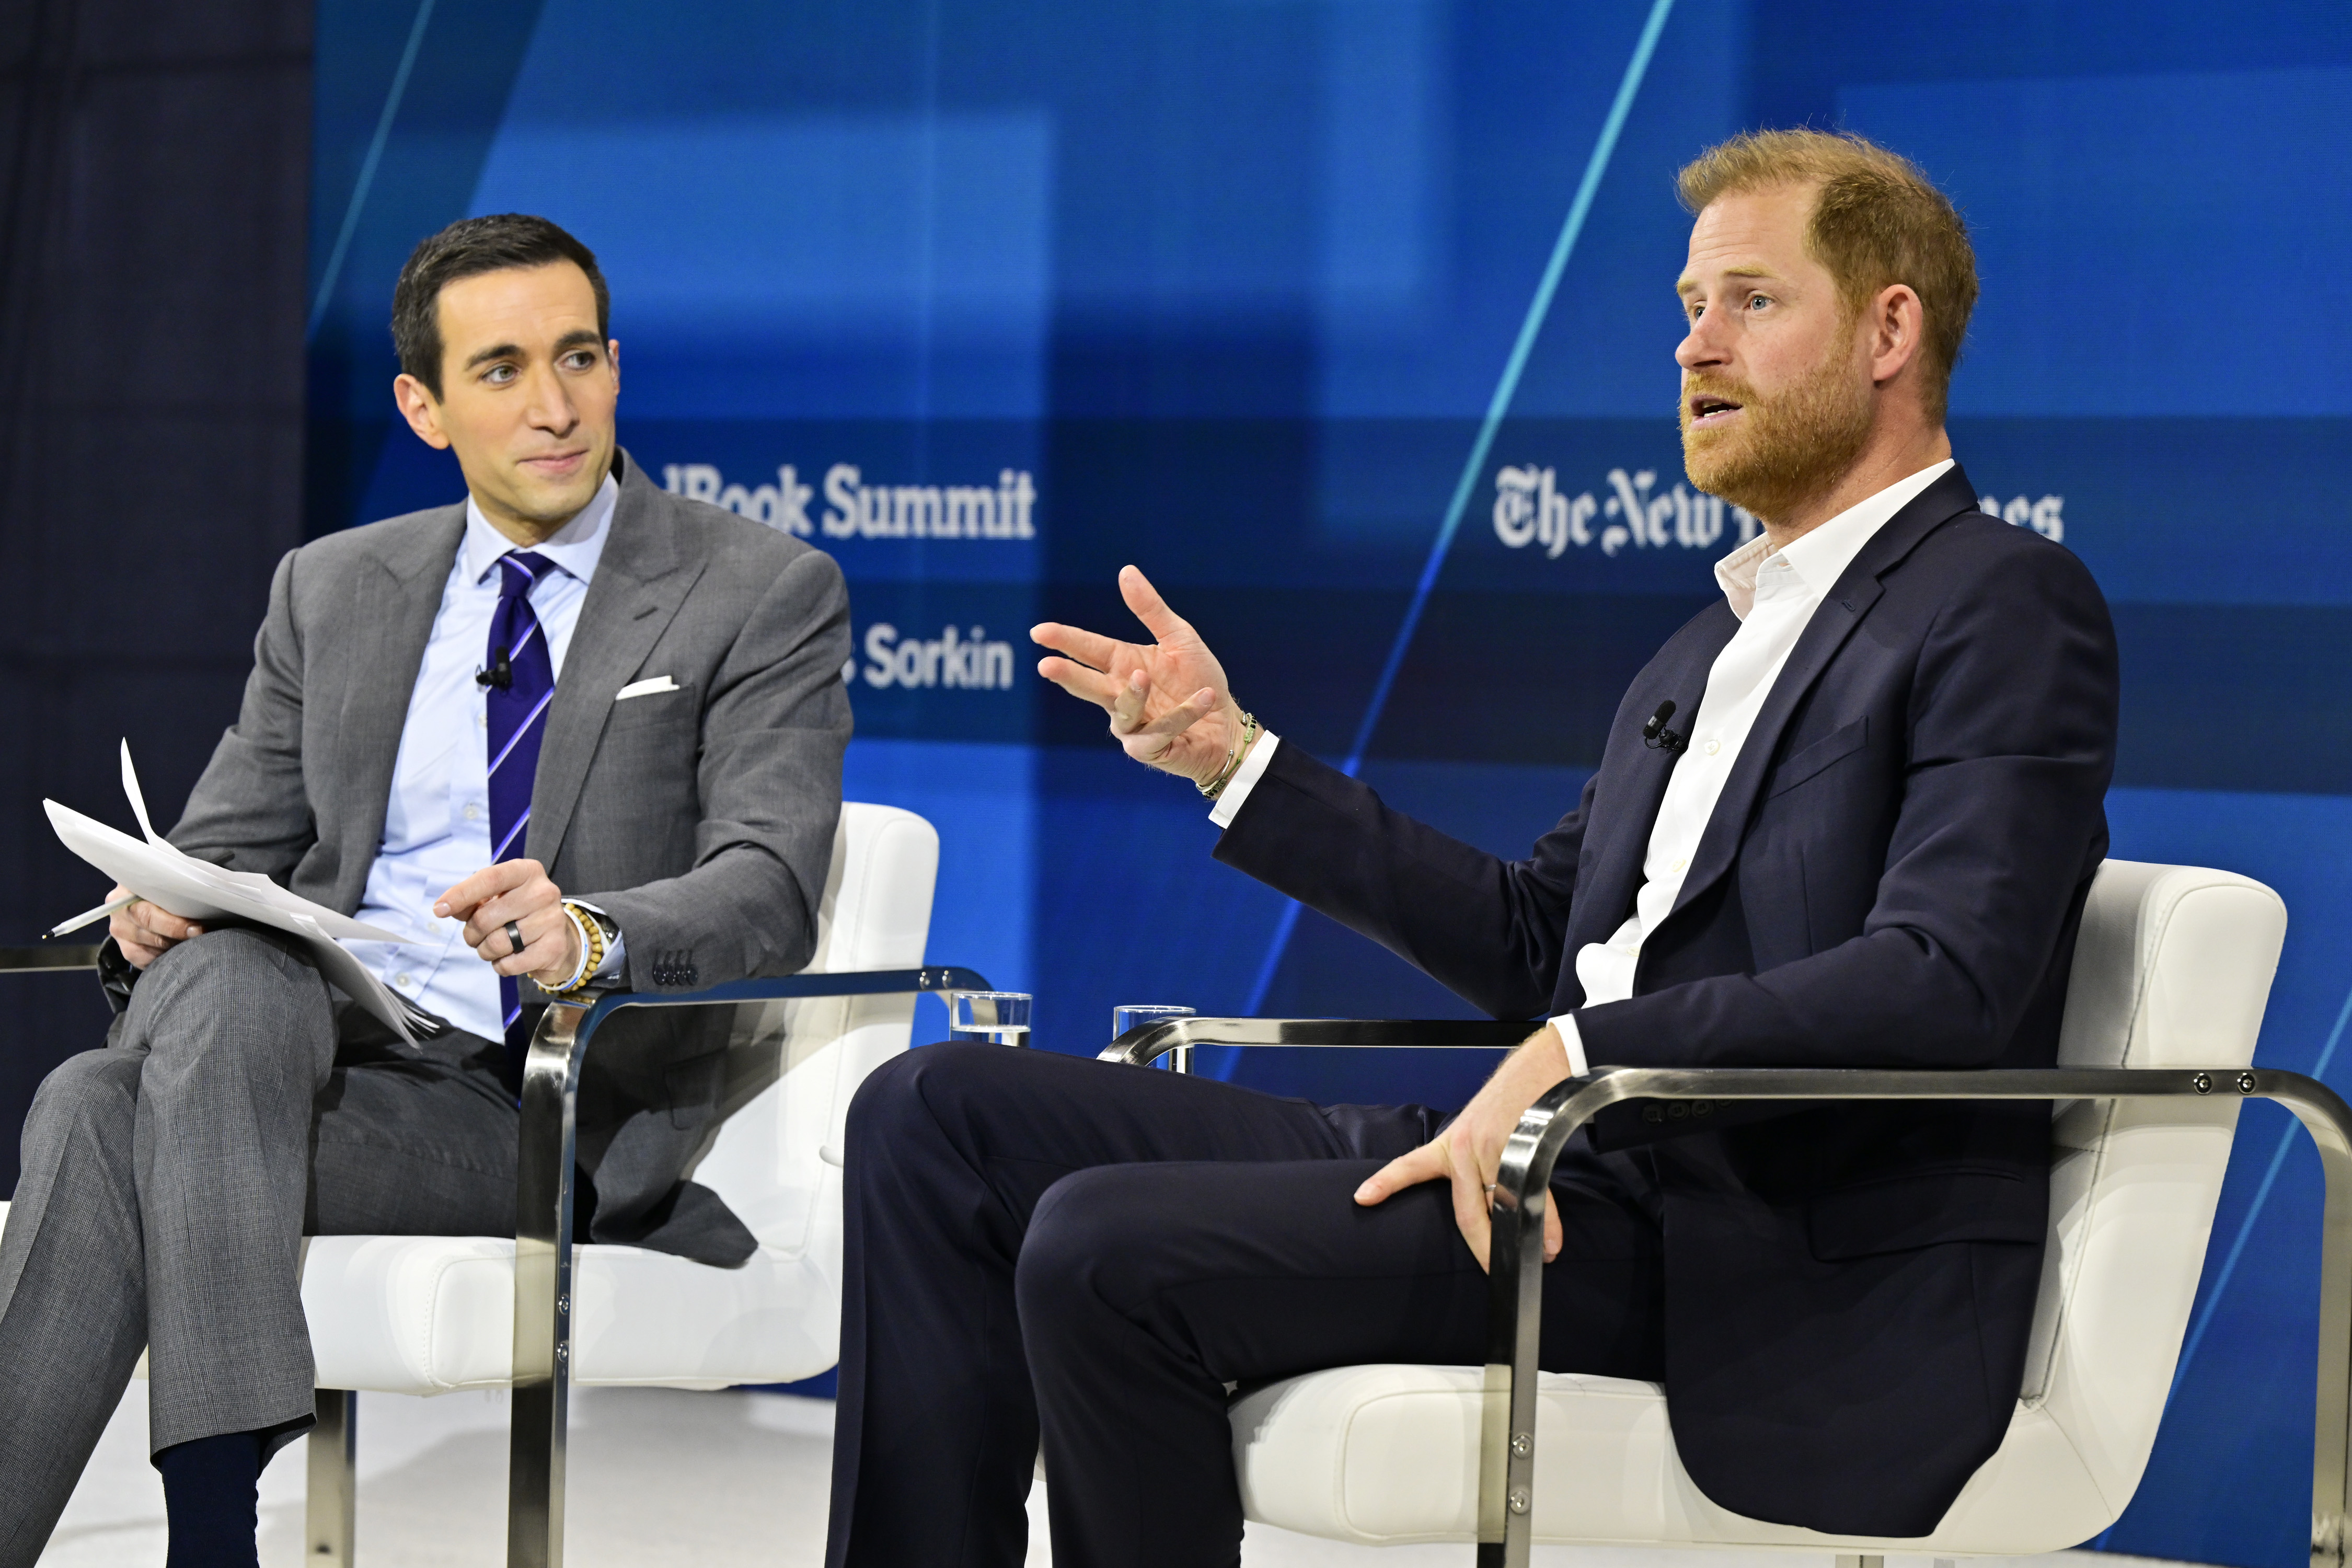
xmin=825 ymin=130 xmax=2118 ymax=1568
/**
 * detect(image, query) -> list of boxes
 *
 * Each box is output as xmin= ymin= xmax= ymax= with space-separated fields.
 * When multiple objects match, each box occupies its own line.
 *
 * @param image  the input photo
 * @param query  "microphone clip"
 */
xmin=476 ymin=647 xmax=514 ymax=690
xmin=1642 ymin=699 xmax=1688 ymax=755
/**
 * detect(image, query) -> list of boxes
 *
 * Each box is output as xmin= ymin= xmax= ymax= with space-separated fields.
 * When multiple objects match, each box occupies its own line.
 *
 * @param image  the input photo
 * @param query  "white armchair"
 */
xmin=1103 ymin=860 xmax=2334 ymax=1567
xmin=2 ymin=800 xmax=982 ymax=1568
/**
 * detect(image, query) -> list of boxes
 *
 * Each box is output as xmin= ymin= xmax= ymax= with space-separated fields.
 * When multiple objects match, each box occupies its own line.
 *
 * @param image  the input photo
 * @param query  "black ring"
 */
xmin=505 ymin=920 xmax=525 ymax=958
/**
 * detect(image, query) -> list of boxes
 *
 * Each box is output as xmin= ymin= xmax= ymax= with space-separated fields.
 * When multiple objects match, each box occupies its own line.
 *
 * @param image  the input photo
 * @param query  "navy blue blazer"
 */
xmin=1216 ymin=465 xmax=2120 ymax=1536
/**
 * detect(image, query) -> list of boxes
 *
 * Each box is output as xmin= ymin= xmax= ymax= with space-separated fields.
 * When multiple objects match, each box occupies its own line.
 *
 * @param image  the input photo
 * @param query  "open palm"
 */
xmin=1032 ymin=565 xmax=1245 ymax=785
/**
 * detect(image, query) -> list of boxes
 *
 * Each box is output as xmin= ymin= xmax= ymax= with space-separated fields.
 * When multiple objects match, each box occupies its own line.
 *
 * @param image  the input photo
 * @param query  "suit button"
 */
xmin=1642 ymin=1105 xmax=1664 ymax=1124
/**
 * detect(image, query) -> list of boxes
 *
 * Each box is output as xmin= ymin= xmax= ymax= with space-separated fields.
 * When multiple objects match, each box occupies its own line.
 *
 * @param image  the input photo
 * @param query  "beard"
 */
xmin=1680 ymin=330 xmax=1872 ymax=525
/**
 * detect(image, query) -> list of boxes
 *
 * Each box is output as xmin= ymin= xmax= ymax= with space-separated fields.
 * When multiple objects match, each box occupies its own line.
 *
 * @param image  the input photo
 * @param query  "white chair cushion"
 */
xmin=1232 ymin=1365 xmax=2112 ymax=1553
xmin=1233 ymin=861 xmax=2288 ymax=1551
xmin=298 ymin=1235 xmax=843 ymax=1395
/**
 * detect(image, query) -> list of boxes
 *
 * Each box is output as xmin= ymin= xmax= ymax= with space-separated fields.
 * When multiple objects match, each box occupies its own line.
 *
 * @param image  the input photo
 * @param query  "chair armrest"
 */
xmin=504 ymin=963 xmax=990 ymax=1564
xmin=1099 ymin=1016 xmax=1532 ymax=1065
xmin=0 ymin=945 xmax=100 ymax=972
xmin=1478 ymin=1064 xmax=2352 ymax=1568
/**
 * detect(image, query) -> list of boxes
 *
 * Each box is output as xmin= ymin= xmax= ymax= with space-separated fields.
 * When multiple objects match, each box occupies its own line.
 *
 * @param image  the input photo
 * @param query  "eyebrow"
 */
xmin=1677 ymin=263 xmax=1780 ymax=297
xmin=463 ymin=340 xmax=523 ymax=372
xmin=461 ymin=329 xmax=605 ymax=373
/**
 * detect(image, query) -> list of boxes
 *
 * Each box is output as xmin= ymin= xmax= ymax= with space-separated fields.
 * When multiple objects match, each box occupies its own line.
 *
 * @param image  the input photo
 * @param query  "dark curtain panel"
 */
xmin=0 ymin=0 xmax=310 ymax=1193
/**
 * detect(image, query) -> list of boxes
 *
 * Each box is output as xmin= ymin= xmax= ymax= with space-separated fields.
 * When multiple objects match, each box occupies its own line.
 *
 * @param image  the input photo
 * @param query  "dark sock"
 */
xmin=153 ymin=1429 xmax=265 ymax=1568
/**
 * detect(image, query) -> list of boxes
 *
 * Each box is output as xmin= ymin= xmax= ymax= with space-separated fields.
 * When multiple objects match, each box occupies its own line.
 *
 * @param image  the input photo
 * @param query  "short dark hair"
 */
xmin=390 ymin=214 xmax=610 ymax=399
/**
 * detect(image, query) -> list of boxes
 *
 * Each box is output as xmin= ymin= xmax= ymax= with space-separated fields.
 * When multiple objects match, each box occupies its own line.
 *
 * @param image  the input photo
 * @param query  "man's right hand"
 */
xmin=108 ymin=884 xmax=203 ymax=969
xmin=1032 ymin=565 xmax=1255 ymax=787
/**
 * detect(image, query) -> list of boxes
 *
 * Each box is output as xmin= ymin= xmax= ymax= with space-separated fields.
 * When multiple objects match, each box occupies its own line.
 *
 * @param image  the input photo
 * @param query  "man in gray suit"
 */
xmin=0 ymin=214 xmax=851 ymax=1566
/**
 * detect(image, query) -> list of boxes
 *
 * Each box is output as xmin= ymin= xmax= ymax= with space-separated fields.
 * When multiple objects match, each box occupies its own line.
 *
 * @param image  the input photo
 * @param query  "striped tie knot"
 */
xmin=495 ymin=550 xmax=555 ymax=601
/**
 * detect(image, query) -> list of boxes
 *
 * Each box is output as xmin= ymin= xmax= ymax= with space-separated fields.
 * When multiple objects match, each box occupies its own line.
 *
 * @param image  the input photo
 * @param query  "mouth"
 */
xmin=518 ymin=449 xmax=590 ymax=479
xmin=1687 ymin=394 xmax=1744 ymax=429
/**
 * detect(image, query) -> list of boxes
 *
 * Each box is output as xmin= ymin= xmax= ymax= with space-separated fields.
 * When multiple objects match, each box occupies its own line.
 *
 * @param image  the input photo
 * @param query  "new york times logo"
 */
xmin=662 ymin=463 xmax=1037 ymax=540
xmin=1492 ymin=465 xmax=2066 ymax=558
xmin=1493 ymin=466 xmax=1758 ymax=558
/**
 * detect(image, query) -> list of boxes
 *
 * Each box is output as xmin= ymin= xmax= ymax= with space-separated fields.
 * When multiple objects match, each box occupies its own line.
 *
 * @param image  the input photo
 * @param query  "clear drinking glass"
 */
xmin=1113 ymin=1004 xmax=1196 ymax=1073
xmin=947 ymin=990 xmax=1032 ymax=1046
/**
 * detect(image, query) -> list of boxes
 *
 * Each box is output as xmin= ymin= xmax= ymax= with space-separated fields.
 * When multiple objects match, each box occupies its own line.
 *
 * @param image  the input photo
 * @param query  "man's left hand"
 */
xmin=1353 ymin=1024 xmax=1572 ymax=1271
xmin=435 ymin=859 xmax=580 ymax=988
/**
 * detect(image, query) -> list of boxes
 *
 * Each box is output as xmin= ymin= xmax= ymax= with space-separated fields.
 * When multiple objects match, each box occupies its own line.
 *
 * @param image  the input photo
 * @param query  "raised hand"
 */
xmin=1032 ymin=564 xmax=1252 ymax=786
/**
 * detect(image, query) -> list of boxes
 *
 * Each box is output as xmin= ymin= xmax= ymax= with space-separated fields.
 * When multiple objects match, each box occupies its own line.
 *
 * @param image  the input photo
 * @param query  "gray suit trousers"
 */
xmin=0 ymin=929 xmax=518 ymax=1566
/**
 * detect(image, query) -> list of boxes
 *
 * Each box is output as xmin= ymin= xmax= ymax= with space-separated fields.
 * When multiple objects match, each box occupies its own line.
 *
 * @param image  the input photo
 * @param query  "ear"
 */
xmin=607 ymin=338 xmax=621 ymax=397
xmin=1865 ymin=283 xmax=1926 ymax=388
xmin=393 ymin=372 xmax=451 ymax=449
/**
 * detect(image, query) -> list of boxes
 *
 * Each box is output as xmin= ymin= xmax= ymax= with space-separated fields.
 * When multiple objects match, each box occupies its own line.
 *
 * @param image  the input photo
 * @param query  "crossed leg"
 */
xmin=825 ymin=1042 xmax=1664 ymax=1568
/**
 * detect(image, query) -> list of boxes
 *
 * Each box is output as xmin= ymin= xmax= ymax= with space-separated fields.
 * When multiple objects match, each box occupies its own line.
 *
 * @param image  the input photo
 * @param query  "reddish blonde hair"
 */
xmin=1678 ymin=130 xmax=1977 ymax=423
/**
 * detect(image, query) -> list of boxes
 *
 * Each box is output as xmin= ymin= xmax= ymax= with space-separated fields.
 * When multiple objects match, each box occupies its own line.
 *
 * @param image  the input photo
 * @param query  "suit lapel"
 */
xmin=1662 ymin=467 xmax=1981 ymax=928
xmin=334 ymin=508 xmax=466 ymax=912
xmin=526 ymin=453 xmax=706 ymax=871
xmin=1572 ymin=609 xmax=1737 ymax=956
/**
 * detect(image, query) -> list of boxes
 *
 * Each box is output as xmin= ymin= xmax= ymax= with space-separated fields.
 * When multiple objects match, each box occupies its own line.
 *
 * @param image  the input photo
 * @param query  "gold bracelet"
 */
xmin=544 ymin=901 xmax=608 ymax=995
xmin=1200 ymin=709 xmax=1260 ymax=800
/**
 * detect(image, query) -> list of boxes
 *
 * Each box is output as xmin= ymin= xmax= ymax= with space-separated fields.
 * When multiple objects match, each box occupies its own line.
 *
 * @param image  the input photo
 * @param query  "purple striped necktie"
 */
xmin=486 ymin=550 xmax=557 ymax=1073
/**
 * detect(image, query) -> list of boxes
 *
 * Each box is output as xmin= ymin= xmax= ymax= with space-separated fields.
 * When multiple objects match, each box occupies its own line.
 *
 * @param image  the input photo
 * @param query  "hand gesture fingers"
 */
xmin=1030 ymin=619 xmax=1131 ymax=679
xmin=1117 ymin=564 xmax=1196 ymax=648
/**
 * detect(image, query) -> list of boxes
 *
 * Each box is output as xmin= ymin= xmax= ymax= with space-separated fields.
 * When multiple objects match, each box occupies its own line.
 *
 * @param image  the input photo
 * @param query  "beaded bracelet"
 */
xmin=544 ymin=901 xmax=608 ymax=996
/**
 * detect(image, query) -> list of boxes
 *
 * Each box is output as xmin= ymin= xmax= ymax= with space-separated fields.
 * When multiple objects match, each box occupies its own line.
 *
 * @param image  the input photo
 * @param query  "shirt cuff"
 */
xmin=1207 ymin=731 xmax=1281 ymax=828
xmin=1548 ymin=1012 xmax=1590 ymax=1077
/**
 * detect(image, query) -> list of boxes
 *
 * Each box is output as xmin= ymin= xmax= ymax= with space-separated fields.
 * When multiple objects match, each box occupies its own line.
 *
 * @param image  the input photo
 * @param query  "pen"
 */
xmin=47 ymin=893 xmax=136 ymax=940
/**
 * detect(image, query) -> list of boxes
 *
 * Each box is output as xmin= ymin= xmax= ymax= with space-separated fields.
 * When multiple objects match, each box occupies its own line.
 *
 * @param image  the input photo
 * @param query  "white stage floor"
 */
xmin=37 ymin=1382 xmax=2190 ymax=1568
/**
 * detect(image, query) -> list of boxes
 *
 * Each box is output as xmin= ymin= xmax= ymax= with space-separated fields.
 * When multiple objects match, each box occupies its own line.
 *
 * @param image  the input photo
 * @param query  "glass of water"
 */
xmin=947 ymin=991 xmax=1032 ymax=1046
xmin=1113 ymin=1004 xmax=1196 ymax=1072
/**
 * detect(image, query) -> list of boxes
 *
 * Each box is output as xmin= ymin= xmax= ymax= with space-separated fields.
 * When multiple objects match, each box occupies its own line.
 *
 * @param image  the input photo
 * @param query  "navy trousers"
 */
xmin=824 ymin=1042 xmax=1668 ymax=1568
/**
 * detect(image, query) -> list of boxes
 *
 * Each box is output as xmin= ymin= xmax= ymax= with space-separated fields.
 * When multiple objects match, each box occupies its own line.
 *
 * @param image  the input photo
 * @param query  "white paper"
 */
xmin=45 ymin=745 xmax=435 ymax=1041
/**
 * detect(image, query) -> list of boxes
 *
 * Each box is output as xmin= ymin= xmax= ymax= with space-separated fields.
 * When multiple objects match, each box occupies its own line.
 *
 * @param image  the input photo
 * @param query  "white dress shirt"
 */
xmin=342 ymin=475 xmax=623 ymax=1042
xmin=1212 ymin=459 xmax=1954 ymax=1077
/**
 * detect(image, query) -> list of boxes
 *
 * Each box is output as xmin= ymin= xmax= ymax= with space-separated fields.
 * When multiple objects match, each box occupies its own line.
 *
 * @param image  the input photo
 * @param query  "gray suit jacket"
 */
xmin=153 ymin=450 xmax=852 ymax=1263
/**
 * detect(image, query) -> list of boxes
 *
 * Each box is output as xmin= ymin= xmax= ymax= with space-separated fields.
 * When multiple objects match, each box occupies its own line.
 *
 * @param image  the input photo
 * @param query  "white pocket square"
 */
xmin=615 ymin=676 xmax=680 ymax=701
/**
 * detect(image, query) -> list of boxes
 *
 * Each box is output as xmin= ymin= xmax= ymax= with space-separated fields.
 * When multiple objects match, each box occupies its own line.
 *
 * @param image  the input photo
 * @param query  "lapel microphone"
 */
xmin=476 ymin=647 xmax=514 ymax=690
xmin=1642 ymin=699 xmax=1688 ymax=754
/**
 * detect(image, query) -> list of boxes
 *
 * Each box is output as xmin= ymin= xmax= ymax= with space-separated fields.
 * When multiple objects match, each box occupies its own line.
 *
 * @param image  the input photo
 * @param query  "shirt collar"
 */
xmin=460 ymin=471 xmax=620 ymax=589
xmin=1710 ymin=458 xmax=1954 ymax=620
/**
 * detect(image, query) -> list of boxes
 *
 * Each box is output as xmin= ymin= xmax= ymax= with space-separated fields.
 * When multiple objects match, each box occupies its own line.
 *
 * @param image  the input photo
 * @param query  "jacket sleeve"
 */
xmin=1213 ymin=742 xmax=1595 ymax=1020
xmin=1573 ymin=536 xmax=2118 ymax=1071
xmin=586 ymin=546 xmax=854 ymax=990
xmin=167 ymin=547 xmax=316 ymax=880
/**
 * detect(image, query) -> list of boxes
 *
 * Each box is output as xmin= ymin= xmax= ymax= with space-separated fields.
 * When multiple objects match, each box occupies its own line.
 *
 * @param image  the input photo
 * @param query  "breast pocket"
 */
xmin=602 ymin=680 xmax=698 ymax=735
xmin=1763 ymin=716 xmax=1869 ymax=800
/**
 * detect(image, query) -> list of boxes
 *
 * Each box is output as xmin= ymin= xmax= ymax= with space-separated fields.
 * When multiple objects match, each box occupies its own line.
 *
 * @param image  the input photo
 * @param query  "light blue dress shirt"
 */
xmin=343 ymin=474 xmax=625 ymax=1042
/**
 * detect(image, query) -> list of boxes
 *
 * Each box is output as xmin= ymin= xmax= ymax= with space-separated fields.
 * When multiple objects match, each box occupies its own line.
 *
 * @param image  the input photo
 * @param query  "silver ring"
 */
xmin=505 ymin=920 xmax=525 ymax=958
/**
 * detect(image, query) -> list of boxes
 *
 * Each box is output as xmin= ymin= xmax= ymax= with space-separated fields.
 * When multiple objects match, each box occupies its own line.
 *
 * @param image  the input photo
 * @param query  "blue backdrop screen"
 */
xmin=308 ymin=3 xmax=2352 ymax=1562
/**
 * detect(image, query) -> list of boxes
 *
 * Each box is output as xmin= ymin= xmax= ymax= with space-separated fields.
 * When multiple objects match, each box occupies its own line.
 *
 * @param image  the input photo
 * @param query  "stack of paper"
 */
xmin=44 ymin=742 xmax=437 ymax=1041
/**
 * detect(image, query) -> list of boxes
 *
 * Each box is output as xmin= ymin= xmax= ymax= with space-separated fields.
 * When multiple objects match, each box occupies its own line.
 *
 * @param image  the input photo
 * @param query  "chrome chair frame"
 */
xmin=504 ymin=965 xmax=988 ymax=1568
xmin=1101 ymin=1018 xmax=2352 ymax=1568
xmin=0 ymin=946 xmax=988 ymax=1568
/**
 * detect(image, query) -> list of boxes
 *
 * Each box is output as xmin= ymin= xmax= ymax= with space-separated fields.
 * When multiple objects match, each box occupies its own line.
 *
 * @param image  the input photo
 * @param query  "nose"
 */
xmin=1676 ymin=304 xmax=1730 ymax=374
xmin=522 ymin=361 xmax=579 ymax=435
